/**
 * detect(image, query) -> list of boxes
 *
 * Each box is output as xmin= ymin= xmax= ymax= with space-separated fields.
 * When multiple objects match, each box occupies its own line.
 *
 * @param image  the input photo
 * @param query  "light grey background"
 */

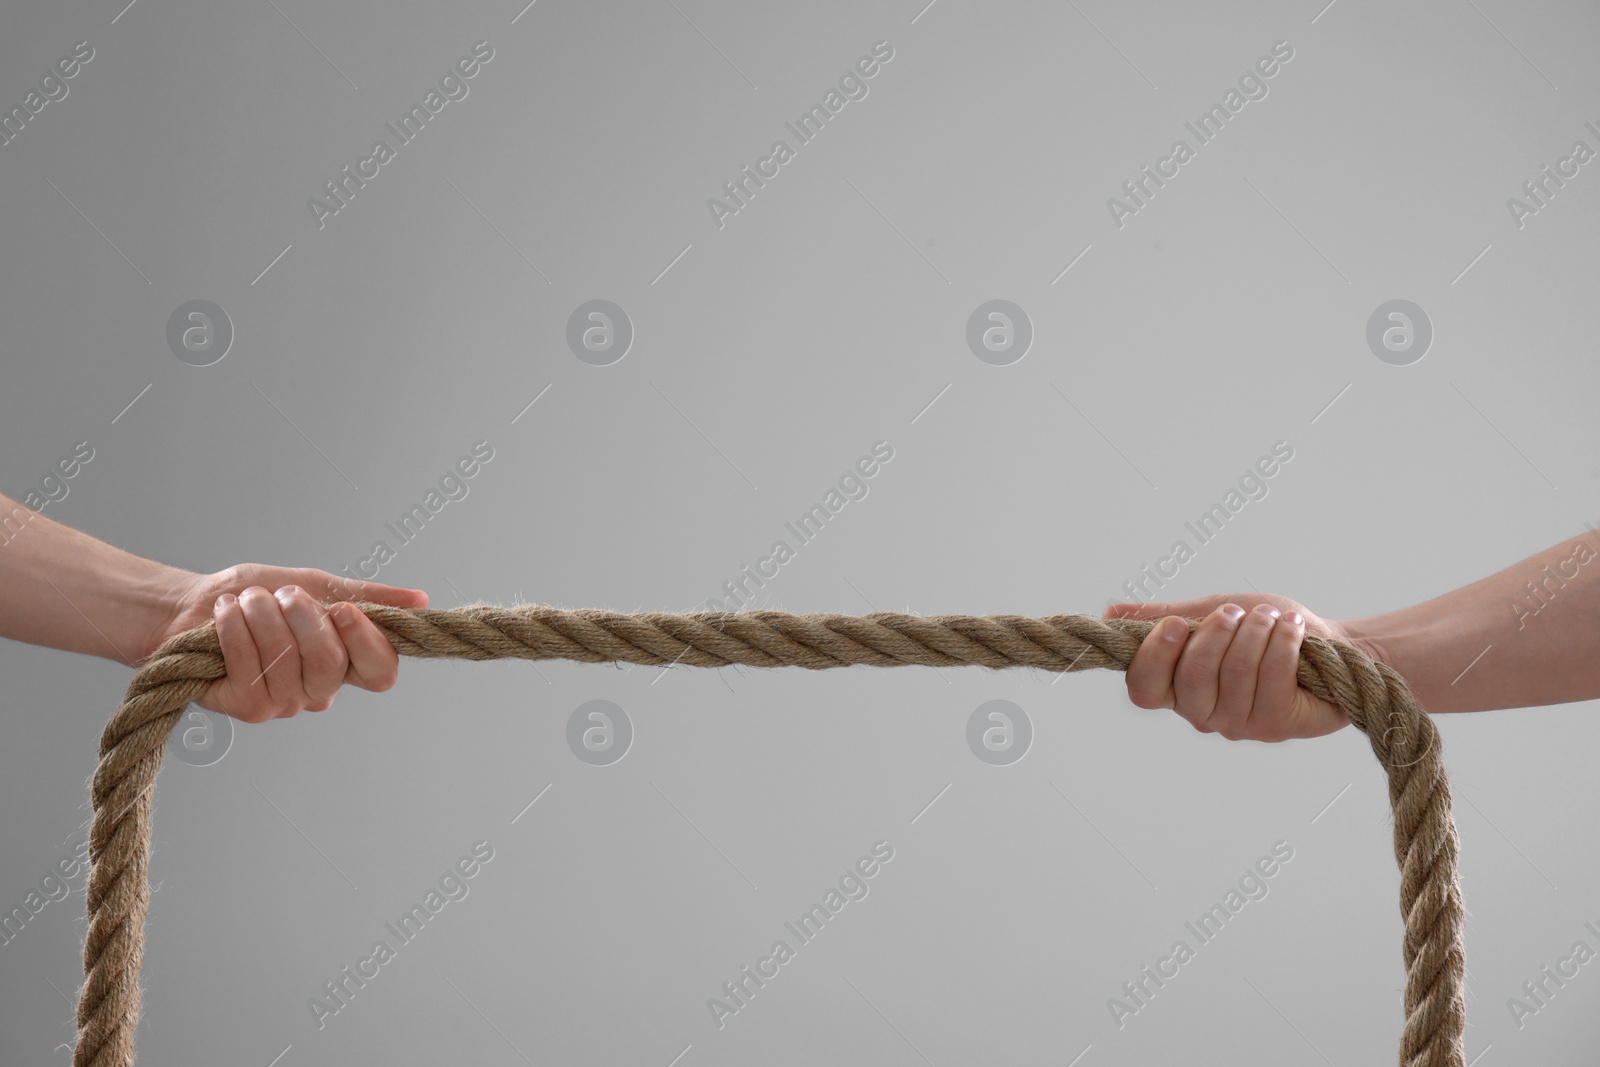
xmin=3 ymin=0 xmax=1599 ymax=1063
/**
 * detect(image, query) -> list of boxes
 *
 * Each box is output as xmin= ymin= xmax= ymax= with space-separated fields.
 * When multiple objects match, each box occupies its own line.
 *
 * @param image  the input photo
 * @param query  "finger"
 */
xmin=358 ymin=582 xmax=429 ymax=608
xmin=1124 ymin=615 xmax=1190 ymax=709
xmin=1259 ymin=612 xmax=1349 ymax=741
xmin=1170 ymin=603 xmax=1246 ymax=731
xmin=238 ymin=586 xmax=305 ymax=718
xmin=300 ymin=569 xmax=428 ymax=609
xmin=1209 ymin=603 xmax=1280 ymax=738
xmin=207 ymin=594 xmax=267 ymax=721
xmin=329 ymin=603 xmax=402 ymax=692
xmin=275 ymin=586 xmax=347 ymax=709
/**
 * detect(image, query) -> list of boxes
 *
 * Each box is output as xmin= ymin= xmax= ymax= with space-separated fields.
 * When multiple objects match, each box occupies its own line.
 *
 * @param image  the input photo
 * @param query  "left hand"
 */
xmin=138 ymin=564 xmax=429 ymax=722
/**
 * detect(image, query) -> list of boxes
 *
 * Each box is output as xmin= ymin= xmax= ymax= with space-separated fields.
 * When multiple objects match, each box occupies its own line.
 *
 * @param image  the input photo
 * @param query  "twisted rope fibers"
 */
xmin=74 ymin=605 xmax=1466 ymax=1066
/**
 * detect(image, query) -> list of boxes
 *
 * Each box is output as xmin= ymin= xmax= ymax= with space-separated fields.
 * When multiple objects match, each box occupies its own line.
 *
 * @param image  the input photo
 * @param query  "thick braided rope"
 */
xmin=75 ymin=606 xmax=1465 ymax=1067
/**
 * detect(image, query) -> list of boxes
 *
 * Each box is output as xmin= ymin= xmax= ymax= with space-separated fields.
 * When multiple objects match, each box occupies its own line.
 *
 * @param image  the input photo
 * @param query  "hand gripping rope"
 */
xmin=74 ymin=606 xmax=1466 ymax=1067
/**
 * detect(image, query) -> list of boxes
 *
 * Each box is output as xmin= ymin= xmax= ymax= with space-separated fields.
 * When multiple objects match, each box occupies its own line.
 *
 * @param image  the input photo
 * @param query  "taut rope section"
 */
xmin=75 ymin=606 xmax=1466 ymax=1067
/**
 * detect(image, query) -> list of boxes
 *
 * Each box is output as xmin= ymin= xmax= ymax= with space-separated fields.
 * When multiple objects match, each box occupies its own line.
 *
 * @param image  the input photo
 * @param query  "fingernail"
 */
xmin=1285 ymin=610 xmax=1303 ymax=626
xmin=1162 ymin=617 xmax=1187 ymax=642
xmin=1221 ymin=604 xmax=1246 ymax=624
xmin=329 ymin=603 xmax=350 ymax=626
xmin=214 ymin=594 xmax=236 ymax=613
xmin=1253 ymin=603 xmax=1280 ymax=619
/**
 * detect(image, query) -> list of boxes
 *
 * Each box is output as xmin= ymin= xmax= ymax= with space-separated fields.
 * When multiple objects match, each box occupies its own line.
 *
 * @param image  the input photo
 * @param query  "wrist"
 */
xmin=1331 ymin=612 xmax=1380 ymax=652
xmin=1329 ymin=611 xmax=1408 ymax=676
xmin=1334 ymin=608 xmax=1461 ymax=712
xmin=119 ymin=560 xmax=203 ymax=663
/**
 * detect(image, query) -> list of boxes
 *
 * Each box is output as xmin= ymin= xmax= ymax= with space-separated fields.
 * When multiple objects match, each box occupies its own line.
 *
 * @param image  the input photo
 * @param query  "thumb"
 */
xmin=299 ymin=569 xmax=430 ymax=609
xmin=1103 ymin=594 xmax=1233 ymax=621
xmin=353 ymin=584 xmax=431 ymax=609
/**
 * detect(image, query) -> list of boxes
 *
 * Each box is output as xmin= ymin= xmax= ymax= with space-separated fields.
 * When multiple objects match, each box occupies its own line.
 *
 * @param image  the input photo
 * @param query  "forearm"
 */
xmin=0 ymin=493 xmax=194 ymax=663
xmin=1342 ymin=532 xmax=1600 ymax=713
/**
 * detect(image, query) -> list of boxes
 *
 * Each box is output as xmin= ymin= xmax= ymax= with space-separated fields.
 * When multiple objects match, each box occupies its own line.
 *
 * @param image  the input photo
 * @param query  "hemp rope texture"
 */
xmin=74 ymin=605 xmax=1466 ymax=1067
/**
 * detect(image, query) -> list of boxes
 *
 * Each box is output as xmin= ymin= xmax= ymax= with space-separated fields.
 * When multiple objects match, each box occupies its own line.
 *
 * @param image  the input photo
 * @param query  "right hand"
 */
xmin=1103 ymin=594 xmax=1358 ymax=742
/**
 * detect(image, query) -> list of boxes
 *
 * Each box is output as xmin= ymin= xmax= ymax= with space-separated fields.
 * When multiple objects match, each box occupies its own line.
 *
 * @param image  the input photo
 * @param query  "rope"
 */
xmin=73 ymin=605 xmax=1466 ymax=1067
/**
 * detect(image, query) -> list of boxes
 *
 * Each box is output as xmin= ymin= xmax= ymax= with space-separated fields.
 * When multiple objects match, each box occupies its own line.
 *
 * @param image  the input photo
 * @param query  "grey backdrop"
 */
xmin=3 ymin=0 xmax=1599 ymax=1064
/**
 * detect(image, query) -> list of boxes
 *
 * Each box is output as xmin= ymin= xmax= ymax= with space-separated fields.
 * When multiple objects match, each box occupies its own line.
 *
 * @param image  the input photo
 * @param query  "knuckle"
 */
xmin=1220 ymin=656 xmax=1257 ymax=683
xmin=1245 ymin=715 xmax=1279 ymax=742
xmin=1173 ymin=657 xmax=1212 ymax=690
xmin=1126 ymin=684 xmax=1162 ymax=709
xmin=1256 ymin=668 xmax=1289 ymax=695
xmin=1241 ymin=615 xmax=1275 ymax=640
xmin=233 ymin=564 xmax=268 ymax=588
xmin=265 ymin=648 xmax=299 ymax=680
xmin=302 ymin=643 xmax=344 ymax=676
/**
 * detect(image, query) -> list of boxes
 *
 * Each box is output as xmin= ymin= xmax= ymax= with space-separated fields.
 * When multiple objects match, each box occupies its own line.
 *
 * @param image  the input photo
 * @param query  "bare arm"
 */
xmin=1342 ymin=532 xmax=1600 ymax=714
xmin=0 ymin=492 xmax=180 ymax=663
xmin=1105 ymin=531 xmax=1600 ymax=741
xmin=0 ymin=492 xmax=429 ymax=721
